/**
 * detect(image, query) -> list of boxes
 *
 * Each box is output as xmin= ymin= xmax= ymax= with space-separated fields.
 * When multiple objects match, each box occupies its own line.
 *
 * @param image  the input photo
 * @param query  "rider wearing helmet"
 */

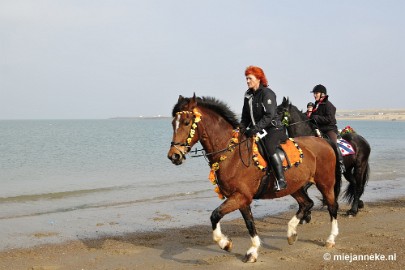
xmin=310 ymin=84 xmax=345 ymax=173
xmin=306 ymin=102 xmax=315 ymax=118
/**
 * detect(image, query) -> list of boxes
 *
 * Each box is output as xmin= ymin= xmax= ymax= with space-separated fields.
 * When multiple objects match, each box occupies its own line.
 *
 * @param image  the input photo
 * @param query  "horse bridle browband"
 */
xmin=170 ymin=110 xmax=201 ymax=158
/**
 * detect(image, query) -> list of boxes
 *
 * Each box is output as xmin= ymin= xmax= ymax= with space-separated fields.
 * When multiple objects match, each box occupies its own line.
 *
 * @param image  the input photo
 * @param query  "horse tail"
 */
xmin=363 ymin=161 xmax=370 ymax=187
xmin=344 ymin=159 xmax=370 ymax=204
xmin=343 ymin=133 xmax=371 ymax=204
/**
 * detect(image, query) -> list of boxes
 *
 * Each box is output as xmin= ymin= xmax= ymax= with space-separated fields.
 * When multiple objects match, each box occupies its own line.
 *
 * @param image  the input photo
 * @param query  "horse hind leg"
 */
xmin=314 ymin=180 xmax=339 ymax=248
xmin=323 ymin=187 xmax=339 ymax=248
xmin=288 ymin=189 xmax=314 ymax=245
xmin=326 ymin=217 xmax=339 ymax=248
xmin=296 ymin=184 xmax=314 ymax=224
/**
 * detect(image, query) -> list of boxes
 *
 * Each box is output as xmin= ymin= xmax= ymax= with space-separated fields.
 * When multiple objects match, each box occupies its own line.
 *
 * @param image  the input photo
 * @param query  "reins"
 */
xmin=172 ymin=108 xmax=252 ymax=166
xmin=189 ymin=137 xmax=249 ymax=158
xmin=287 ymin=119 xmax=312 ymax=126
xmin=282 ymin=111 xmax=312 ymax=127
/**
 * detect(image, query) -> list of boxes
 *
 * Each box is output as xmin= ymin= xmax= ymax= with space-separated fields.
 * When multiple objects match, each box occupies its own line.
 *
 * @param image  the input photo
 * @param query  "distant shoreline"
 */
xmin=110 ymin=109 xmax=405 ymax=121
xmin=336 ymin=109 xmax=405 ymax=121
xmin=110 ymin=116 xmax=171 ymax=120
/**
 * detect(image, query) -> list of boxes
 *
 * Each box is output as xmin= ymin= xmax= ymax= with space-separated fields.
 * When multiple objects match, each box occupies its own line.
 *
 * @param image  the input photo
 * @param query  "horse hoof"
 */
xmin=358 ymin=200 xmax=364 ymax=209
xmin=287 ymin=234 xmax=298 ymax=245
xmin=325 ymin=241 xmax=335 ymax=249
xmin=243 ymin=253 xmax=257 ymax=263
xmin=223 ymin=240 xmax=233 ymax=252
xmin=300 ymin=214 xmax=312 ymax=224
xmin=346 ymin=210 xmax=357 ymax=217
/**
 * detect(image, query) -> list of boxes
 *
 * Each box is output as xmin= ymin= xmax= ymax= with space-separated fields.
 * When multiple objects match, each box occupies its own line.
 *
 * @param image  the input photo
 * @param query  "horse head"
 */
xmin=277 ymin=97 xmax=292 ymax=125
xmin=277 ymin=97 xmax=314 ymax=137
xmin=167 ymin=94 xmax=201 ymax=165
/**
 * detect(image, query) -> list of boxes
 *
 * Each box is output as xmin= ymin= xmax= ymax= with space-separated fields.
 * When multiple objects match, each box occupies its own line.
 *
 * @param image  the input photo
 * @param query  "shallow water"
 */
xmin=0 ymin=119 xmax=404 ymax=250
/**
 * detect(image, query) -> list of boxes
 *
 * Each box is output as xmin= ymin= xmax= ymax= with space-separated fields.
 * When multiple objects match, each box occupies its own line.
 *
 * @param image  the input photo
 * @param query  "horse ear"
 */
xmin=282 ymin=97 xmax=288 ymax=106
xmin=178 ymin=95 xmax=184 ymax=102
xmin=189 ymin=93 xmax=197 ymax=109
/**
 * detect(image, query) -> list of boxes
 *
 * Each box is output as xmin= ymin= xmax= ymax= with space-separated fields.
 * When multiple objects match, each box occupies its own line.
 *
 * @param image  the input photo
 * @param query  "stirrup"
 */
xmin=274 ymin=179 xmax=287 ymax=192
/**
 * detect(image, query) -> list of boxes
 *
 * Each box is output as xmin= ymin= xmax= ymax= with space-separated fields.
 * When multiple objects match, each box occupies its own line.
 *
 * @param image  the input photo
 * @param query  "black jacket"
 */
xmin=240 ymin=85 xmax=281 ymax=132
xmin=310 ymin=95 xmax=338 ymax=133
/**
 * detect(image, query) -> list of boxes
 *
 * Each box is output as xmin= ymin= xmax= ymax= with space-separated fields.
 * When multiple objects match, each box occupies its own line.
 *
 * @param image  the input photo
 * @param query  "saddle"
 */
xmin=252 ymin=138 xmax=303 ymax=172
xmin=252 ymin=138 xmax=303 ymax=199
xmin=338 ymin=138 xmax=355 ymax=156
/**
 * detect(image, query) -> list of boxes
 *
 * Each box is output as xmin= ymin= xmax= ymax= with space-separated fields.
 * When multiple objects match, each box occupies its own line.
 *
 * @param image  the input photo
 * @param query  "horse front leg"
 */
xmin=210 ymin=194 xmax=256 ymax=261
xmin=211 ymin=209 xmax=233 ymax=252
xmin=239 ymin=206 xmax=261 ymax=263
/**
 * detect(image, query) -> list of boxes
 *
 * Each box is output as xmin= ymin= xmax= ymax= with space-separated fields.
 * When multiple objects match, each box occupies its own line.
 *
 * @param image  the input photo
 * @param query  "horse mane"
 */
xmin=172 ymin=96 xmax=240 ymax=129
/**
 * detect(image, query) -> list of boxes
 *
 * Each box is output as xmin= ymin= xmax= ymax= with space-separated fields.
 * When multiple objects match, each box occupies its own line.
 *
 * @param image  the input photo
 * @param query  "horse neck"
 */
xmin=288 ymin=109 xmax=313 ymax=137
xmin=197 ymin=107 xmax=235 ymax=162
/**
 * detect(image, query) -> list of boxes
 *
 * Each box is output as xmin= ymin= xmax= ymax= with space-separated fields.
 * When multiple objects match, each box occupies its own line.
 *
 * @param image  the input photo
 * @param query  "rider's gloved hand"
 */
xmin=244 ymin=128 xmax=258 ymax=138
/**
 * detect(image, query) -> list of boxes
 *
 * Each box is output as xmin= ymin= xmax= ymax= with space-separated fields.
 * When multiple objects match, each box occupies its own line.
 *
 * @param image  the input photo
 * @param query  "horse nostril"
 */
xmin=172 ymin=153 xmax=181 ymax=160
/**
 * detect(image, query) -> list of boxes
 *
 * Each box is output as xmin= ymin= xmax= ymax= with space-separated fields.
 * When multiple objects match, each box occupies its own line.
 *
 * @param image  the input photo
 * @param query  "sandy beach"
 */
xmin=0 ymin=197 xmax=403 ymax=270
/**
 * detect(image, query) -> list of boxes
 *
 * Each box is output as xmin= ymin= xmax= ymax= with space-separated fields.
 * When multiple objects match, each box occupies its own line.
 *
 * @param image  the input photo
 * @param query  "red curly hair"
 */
xmin=245 ymin=66 xmax=268 ymax=87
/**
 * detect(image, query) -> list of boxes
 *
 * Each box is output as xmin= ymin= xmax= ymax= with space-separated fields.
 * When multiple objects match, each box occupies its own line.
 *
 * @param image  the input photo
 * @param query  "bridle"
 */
xmin=281 ymin=110 xmax=311 ymax=127
xmin=170 ymin=108 xmax=251 ymax=162
xmin=170 ymin=109 xmax=201 ymax=159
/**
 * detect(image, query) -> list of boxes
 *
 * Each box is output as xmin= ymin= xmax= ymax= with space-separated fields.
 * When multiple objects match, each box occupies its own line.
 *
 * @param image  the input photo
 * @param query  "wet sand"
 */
xmin=0 ymin=198 xmax=403 ymax=270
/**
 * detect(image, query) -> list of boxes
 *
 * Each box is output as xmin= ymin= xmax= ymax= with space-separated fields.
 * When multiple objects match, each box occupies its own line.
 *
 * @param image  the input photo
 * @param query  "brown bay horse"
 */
xmin=167 ymin=95 xmax=341 ymax=263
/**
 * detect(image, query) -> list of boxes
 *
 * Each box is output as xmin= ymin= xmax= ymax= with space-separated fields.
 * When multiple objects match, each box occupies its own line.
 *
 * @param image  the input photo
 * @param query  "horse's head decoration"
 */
xmin=168 ymin=94 xmax=201 ymax=165
xmin=277 ymin=97 xmax=292 ymax=126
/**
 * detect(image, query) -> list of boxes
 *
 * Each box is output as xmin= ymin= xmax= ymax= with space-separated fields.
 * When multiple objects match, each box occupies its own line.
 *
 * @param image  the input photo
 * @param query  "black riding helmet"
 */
xmin=310 ymin=84 xmax=327 ymax=94
xmin=307 ymin=102 xmax=315 ymax=108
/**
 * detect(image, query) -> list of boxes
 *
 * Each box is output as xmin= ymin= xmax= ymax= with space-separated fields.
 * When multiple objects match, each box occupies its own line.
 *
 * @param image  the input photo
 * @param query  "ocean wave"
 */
xmin=0 ymin=188 xmax=211 ymax=220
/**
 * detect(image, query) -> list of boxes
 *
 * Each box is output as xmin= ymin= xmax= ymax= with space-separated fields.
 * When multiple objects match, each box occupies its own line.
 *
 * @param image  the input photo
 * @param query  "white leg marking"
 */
xmin=213 ymin=222 xmax=229 ymax=249
xmin=287 ymin=215 xmax=300 ymax=238
xmin=326 ymin=218 xmax=339 ymax=244
xmin=246 ymin=235 xmax=261 ymax=259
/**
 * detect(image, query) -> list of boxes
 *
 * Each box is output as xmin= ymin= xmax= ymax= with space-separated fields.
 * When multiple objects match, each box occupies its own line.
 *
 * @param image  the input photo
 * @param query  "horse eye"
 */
xmin=184 ymin=121 xmax=190 ymax=126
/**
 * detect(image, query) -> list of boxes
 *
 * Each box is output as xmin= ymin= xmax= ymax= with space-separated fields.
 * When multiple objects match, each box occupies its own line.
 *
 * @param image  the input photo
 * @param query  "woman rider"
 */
xmin=239 ymin=66 xmax=288 ymax=191
xmin=310 ymin=84 xmax=345 ymax=173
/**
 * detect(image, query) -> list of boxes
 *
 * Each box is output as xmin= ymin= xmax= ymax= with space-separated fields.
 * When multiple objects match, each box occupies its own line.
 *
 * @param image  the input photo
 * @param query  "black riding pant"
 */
xmin=261 ymin=127 xmax=288 ymax=156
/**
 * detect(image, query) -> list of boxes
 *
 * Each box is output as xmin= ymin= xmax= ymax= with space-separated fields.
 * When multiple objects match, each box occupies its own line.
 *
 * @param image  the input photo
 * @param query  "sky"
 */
xmin=1 ymin=0 xmax=404 ymax=119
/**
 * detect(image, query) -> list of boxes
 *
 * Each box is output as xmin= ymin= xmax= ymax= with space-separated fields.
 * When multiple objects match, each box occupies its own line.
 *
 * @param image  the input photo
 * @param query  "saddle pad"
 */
xmin=253 ymin=138 xmax=303 ymax=171
xmin=338 ymin=138 xmax=355 ymax=156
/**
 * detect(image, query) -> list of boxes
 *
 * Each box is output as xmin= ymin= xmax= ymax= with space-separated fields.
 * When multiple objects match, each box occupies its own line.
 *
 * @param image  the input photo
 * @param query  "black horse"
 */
xmin=278 ymin=97 xmax=371 ymax=216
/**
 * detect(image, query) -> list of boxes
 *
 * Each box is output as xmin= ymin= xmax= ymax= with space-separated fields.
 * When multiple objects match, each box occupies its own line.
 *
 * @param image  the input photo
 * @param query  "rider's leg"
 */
xmin=326 ymin=130 xmax=345 ymax=174
xmin=263 ymin=130 xmax=287 ymax=191
xmin=269 ymin=152 xmax=287 ymax=191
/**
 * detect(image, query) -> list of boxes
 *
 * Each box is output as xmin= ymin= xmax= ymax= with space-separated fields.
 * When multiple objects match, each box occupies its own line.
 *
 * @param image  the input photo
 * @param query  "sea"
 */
xmin=0 ymin=119 xmax=404 ymax=250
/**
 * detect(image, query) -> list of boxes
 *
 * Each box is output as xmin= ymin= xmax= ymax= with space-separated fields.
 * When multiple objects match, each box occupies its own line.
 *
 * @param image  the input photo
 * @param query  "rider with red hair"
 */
xmin=240 ymin=66 xmax=288 ymax=191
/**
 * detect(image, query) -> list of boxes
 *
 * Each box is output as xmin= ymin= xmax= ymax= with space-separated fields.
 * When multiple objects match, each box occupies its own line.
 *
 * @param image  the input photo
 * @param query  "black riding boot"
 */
xmin=269 ymin=153 xmax=287 ymax=192
xmin=337 ymin=146 xmax=346 ymax=174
